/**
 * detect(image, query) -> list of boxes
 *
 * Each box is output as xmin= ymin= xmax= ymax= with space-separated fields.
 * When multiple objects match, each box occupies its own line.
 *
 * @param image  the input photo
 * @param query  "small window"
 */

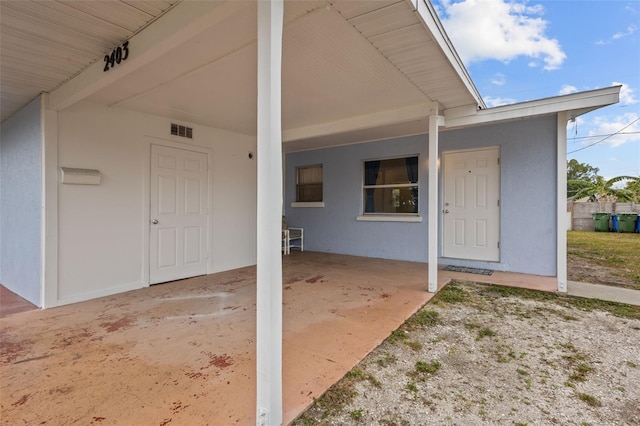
xmin=363 ymin=156 xmax=418 ymax=214
xmin=296 ymin=165 xmax=323 ymax=202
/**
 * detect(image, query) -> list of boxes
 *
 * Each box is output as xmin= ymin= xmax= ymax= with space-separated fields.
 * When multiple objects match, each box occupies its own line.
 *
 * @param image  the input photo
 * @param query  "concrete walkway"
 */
xmin=568 ymin=280 xmax=640 ymax=306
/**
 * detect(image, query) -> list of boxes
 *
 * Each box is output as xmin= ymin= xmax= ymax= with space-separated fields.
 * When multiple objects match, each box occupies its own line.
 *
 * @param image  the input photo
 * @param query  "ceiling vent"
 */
xmin=171 ymin=123 xmax=193 ymax=139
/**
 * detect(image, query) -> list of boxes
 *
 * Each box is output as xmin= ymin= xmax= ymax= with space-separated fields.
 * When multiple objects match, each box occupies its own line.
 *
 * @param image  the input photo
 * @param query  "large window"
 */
xmin=363 ymin=156 xmax=418 ymax=214
xmin=296 ymin=165 xmax=323 ymax=203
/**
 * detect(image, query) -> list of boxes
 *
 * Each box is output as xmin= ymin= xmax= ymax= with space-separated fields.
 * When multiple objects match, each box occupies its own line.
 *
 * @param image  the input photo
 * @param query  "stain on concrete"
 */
xmin=12 ymin=394 xmax=29 ymax=407
xmin=201 ymin=351 xmax=233 ymax=369
xmin=14 ymin=354 xmax=53 ymax=364
xmin=52 ymin=328 xmax=93 ymax=349
xmin=0 ymin=333 xmax=33 ymax=363
xmin=305 ymin=275 xmax=324 ymax=283
xmin=284 ymin=275 xmax=304 ymax=285
xmin=99 ymin=316 xmax=135 ymax=333
xmin=49 ymin=385 xmax=74 ymax=395
xmin=223 ymin=306 xmax=240 ymax=311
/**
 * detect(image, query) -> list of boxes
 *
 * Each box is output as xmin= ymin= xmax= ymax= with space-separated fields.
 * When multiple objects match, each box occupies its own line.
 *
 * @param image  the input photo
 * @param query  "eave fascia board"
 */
xmin=283 ymin=102 xmax=432 ymax=142
xmin=48 ymin=1 xmax=246 ymax=111
xmin=410 ymin=0 xmax=485 ymax=109
xmin=444 ymin=86 xmax=621 ymax=128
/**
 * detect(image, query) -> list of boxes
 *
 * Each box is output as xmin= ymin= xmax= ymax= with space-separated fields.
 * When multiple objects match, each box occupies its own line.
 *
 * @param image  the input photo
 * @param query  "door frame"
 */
xmin=441 ymin=146 xmax=501 ymax=262
xmin=142 ymin=136 xmax=214 ymax=286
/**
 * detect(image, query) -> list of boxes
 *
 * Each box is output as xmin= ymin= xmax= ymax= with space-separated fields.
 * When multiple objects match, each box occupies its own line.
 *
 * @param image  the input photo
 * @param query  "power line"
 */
xmin=567 ymin=131 xmax=640 ymax=141
xmin=567 ymin=118 xmax=640 ymax=154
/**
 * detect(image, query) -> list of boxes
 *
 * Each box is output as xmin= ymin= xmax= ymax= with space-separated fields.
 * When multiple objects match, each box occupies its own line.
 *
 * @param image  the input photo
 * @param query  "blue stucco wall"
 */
xmin=285 ymin=115 xmax=558 ymax=276
xmin=0 ymin=96 xmax=43 ymax=305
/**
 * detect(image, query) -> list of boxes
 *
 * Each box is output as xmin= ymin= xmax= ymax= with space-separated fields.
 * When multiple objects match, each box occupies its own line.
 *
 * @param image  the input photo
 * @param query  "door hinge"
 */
xmin=497 ymin=199 xmax=500 ymax=207
xmin=497 ymin=242 xmax=500 ymax=249
xmin=497 ymin=157 xmax=500 ymax=165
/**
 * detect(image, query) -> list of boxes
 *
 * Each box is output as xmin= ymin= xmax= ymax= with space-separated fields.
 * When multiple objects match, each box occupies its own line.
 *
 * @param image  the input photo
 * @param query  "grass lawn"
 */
xmin=567 ymin=231 xmax=640 ymax=290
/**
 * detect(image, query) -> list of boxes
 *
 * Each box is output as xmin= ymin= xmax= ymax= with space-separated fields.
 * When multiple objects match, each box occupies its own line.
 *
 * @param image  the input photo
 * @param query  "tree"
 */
xmin=567 ymin=159 xmax=599 ymax=199
xmin=625 ymin=178 xmax=640 ymax=202
xmin=568 ymin=175 xmax=640 ymax=202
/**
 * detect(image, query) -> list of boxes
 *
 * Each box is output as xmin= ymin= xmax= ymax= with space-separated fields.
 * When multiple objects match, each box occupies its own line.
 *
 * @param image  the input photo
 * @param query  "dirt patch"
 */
xmin=295 ymin=282 xmax=640 ymax=426
xmin=568 ymin=249 xmax=639 ymax=290
xmin=567 ymin=232 xmax=640 ymax=291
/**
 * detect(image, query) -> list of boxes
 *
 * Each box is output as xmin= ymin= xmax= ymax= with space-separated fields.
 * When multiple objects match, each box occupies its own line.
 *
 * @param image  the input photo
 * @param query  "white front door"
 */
xmin=443 ymin=147 xmax=500 ymax=261
xmin=150 ymin=144 xmax=208 ymax=284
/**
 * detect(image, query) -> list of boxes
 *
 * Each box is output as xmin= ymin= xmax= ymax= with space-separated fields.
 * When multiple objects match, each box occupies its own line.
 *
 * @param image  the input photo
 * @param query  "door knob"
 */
xmin=443 ymin=209 xmax=450 ymax=214
xmin=151 ymin=219 xmax=159 ymax=224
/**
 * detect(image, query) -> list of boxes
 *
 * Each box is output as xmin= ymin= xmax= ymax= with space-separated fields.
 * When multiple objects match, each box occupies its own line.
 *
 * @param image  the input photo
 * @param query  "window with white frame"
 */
xmin=296 ymin=165 xmax=323 ymax=202
xmin=363 ymin=156 xmax=418 ymax=214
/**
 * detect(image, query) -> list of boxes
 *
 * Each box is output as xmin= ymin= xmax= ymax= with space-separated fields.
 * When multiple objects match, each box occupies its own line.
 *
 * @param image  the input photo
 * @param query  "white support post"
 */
xmin=256 ymin=1 xmax=284 ymax=425
xmin=428 ymin=113 xmax=442 ymax=293
xmin=556 ymin=112 xmax=568 ymax=292
xmin=40 ymin=94 xmax=59 ymax=308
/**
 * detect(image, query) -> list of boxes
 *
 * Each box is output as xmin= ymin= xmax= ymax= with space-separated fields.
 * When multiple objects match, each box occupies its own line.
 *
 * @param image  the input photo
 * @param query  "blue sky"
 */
xmin=433 ymin=0 xmax=640 ymax=179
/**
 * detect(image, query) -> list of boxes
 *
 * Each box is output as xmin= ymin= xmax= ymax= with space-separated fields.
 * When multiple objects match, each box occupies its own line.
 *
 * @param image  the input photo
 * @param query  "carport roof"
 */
xmin=1 ymin=0 xmax=619 ymax=148
xmin=1 ymin=1 xmax=481 ymax=126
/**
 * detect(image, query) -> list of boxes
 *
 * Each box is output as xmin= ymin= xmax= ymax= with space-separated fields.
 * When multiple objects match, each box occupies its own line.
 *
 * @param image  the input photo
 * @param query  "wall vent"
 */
xmin=171 ymin=123 xmax=193 ymax=139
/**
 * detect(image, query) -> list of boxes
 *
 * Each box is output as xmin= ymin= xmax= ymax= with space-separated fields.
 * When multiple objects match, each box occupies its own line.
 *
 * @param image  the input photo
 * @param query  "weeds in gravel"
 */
xmin=379 ymin=412 xmax=410 ymax=426
xmin=476 ymin=327 xmax=496 ymax=340
xmin=576 ymin=392 xmax=601 ymax=407
xmin=296 ymin=367 xmax=380 ymax=421
xmin=569 ymin=363 xmax=593 ymax=382
xmin=414 ymin=360 xmax=442 ymax=375
xmin=407 ymin=309 xmax=439 ymax=328
xmin=627 ymin=361 xmax=637 ymax=368
xmin=386 ymin=325 xmax=423 ymax=351
xmin=349 ymin=409 xmax=363 ymax=421
xmin=376 ymin=353 xmax=397 ymax=368
xmin=477 ymin=283 xmax=640 ymax=320
xmin=345 ymin=368 xmax=381 ymax=388
xmin=433 ymin=281 xmax=467 ymax=304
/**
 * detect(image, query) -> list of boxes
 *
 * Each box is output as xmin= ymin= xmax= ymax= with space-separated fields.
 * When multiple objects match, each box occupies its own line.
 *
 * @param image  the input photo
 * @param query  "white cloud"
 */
xmin=596 ymin=25 xmax=637 ymax=44
xmin=589 ymin=112 xmax=640 ymax=148
xmin=559 ymin=84 xmax=578 ymax=95
xmin=612 ymin=82 xmax=638 ymax=105
xmin=438 ymin=0 xmax=566 ymax=70
xmin=484 ymin=95 xmax=517 ymax=107
xmin=491 ymin=73 xmax=506 ymax=86
xmin=613 ymin=25 xmax=637 ymax=40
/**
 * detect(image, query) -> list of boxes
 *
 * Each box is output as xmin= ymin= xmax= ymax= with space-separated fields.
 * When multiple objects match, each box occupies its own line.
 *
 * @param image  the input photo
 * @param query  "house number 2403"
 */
xmin=103 ymin=41 xmax=129 ymax=72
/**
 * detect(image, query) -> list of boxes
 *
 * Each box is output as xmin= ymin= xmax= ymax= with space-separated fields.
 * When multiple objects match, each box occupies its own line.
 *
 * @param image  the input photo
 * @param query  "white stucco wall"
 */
xmin=0 ymin=96 xmax=43 ymax=306
xmin=285 ymin=115 xmax=558 ymax=276
xmin=55 ymin=101 xmax=256 ymax=305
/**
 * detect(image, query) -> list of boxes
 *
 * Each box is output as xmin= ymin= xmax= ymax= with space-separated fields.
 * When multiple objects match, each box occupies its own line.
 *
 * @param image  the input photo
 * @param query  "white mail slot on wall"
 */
xmin=60 ymin=167 xmax=102 ymax=185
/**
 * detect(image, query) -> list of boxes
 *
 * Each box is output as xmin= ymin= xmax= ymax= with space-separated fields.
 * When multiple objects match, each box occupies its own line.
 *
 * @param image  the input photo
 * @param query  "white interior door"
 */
xmin=150 ymin=144 xmax=208 ymax=284
xmin=443 ymin=147 xmax=500 ymax=261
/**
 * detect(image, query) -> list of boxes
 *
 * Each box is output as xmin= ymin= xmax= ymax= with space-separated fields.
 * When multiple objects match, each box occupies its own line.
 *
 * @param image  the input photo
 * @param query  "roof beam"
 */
xmin=444 ymin=86 xmax=621 ymax=128
xmin=283 ymin=102 xmax=438 ymax=142
xmin=48 ymin=1 xmax=246 ymax=111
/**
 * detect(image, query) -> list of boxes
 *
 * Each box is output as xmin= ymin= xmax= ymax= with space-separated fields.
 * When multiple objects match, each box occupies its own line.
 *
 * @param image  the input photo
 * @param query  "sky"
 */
xmin=432 ymin=0 xmax=640 ymax=179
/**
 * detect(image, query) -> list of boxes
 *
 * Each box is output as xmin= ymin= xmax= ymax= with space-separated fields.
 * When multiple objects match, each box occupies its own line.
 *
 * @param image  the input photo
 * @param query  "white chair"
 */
xmin=282 ymin=216 xmax=303 ymax=255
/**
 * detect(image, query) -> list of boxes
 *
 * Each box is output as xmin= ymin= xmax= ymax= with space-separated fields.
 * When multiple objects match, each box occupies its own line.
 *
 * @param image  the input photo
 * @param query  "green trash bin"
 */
xmin=617 ymin=212 xmax=637 ymax=233
xmin=592 ymin=212 xmax=611 ymax=232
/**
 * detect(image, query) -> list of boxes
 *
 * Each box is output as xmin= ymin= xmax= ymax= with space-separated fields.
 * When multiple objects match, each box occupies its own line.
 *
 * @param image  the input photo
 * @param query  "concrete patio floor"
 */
xmin=0 ymin=252 xmax=556 ymax=425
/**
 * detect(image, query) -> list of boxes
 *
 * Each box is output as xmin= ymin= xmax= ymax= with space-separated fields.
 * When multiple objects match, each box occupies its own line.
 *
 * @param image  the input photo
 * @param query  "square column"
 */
xmin=256 ymin=1 xmax=284 ymax=425
xmin=556 ymin=112 xmax=568 ymax=292
xmin=428 ymin=113 xmax=443 ymax=293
